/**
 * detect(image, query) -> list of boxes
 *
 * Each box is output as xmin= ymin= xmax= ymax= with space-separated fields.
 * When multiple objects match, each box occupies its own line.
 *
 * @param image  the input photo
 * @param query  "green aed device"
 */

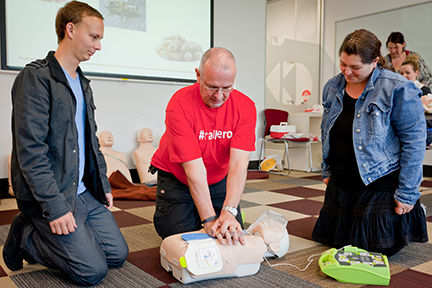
xmin=319 ymin=246 xmax=390 ymax=286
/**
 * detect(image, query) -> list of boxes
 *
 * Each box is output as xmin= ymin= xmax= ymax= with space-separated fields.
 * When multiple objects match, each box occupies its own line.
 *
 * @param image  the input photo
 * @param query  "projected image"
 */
xmin=155 ymin=35 xmax=203 ymax=62
xmin=100 ymin=0 xmax=146 ymax=32
xmin=3 ymin=0 xmax=211 ymax=81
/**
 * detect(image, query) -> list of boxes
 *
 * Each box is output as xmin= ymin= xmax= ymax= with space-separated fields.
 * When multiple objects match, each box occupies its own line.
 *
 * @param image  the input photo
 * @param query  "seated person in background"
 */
xmin=400 ymin=54 xmax=431 ymax=96
xmin=133 ymin=128 xmax=158 ymax=186
xmin=400 ymin=55 xmax=432 ymax=146
xmin=99 ymin=130 xmax=133 ymax=182
xmin=150 ymin=47 xmax=257 ymax=246
xmin=384 ymin=31 xmax=432 ymax=90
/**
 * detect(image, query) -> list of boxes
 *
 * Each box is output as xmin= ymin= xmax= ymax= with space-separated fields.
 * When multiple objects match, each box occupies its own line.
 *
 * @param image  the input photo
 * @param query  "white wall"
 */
xmin=266 ymin=0 xmax=322 ymax=114
xmin=321 ymin=0 xmax=431 ymax=89
xmin=0 ymin=0 xmax=266 ymax=178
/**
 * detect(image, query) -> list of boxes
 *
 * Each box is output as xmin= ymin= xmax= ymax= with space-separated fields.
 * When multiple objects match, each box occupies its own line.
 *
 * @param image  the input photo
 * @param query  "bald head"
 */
xmin=198 ymin=47 xmax=236 ymax=78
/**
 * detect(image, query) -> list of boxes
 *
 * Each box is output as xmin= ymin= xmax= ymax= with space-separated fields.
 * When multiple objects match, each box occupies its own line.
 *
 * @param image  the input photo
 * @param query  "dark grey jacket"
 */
xmin=11 ymin=51 xmax=110 ymax=222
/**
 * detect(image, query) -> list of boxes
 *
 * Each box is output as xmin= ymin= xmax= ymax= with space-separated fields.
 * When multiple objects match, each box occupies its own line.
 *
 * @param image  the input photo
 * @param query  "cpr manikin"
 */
xmin=133 ymin=128 xmax=157 ymax=186
xmin=99 ymin=131 xmax=132 ymax=182
xmin=160 ymin=209 xmax=289 ymax=284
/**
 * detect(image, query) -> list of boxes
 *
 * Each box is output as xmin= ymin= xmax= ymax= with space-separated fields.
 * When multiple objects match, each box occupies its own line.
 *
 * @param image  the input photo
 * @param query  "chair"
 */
xmin=258 ymin=109 xmax=313 ymax=175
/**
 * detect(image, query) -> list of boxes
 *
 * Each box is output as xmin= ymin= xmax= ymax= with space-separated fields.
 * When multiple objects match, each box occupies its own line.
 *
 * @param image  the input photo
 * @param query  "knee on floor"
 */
xmin=108 ymin=243 xmax=129 ymax=267
xmin=71 ymin=264 xmax=108 ymax=286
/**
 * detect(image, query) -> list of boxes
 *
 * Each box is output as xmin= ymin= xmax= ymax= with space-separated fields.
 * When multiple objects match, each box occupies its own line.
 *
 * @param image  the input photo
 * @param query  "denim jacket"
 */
xmin=10 ymin=51 xmax=111 ymax=222
xmin=321 ymin=67 xmax=425 ymax=205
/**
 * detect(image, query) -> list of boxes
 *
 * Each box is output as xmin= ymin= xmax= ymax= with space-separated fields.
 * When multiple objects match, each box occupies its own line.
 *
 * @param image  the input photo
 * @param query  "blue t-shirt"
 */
xmin=62 ymin=68 xmax=87 ymax=195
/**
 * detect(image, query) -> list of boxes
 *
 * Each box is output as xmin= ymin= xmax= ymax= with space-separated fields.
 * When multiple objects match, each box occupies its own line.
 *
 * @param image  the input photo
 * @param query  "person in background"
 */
xmin=400 ymin=54 xmax=432 ymax=96
xmin=312 ymin=29 xmax=428 ymax=257
xmin=4 ymin=1 xmax=128 ymax=285
xmin=400 ymin=54 xmax=432 ymax=145
xmin=384 ymin=31 xmax=432 ymax=89
xmin=150 ymin=47 xmax=257 ymax=246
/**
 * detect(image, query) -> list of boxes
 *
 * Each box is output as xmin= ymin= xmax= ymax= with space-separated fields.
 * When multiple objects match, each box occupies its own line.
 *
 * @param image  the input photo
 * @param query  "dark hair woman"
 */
xmin=312 ymin=29 xmax=428 ymax=257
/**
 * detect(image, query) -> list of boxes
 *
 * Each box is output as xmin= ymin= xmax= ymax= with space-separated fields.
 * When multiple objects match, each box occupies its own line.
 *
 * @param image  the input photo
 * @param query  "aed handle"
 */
xmin=319 ymin=248 xmax=338 ymax=265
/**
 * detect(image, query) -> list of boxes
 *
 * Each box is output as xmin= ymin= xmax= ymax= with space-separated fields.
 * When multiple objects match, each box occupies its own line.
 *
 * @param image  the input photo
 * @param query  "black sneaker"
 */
xmin=3 ymin=213 xmax=28 ymax=271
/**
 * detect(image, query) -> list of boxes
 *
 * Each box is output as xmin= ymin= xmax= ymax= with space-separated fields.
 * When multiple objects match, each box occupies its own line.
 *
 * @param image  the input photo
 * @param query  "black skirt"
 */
xmin=312 ymin=178 xmax=428 ymax=253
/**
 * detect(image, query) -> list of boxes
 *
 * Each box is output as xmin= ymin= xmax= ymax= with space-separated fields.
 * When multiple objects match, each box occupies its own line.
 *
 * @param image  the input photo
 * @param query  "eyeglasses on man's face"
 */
xmin=202 ymin=80 xmax=234 ymax=94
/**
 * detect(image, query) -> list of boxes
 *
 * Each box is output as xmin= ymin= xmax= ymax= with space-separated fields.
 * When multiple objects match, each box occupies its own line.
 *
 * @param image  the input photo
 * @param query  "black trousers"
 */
xmin=153 ymin=169 xmax=243 ymax=239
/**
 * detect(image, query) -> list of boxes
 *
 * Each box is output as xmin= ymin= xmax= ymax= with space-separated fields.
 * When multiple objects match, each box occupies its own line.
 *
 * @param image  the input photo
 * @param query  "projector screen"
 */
xmin=0 ymin=0 xmax=213 ymax=83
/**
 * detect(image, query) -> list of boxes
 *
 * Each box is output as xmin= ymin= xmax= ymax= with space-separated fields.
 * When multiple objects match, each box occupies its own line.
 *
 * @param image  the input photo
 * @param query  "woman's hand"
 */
xmin=395 ymin=200 xmax=414 ymax=215
xmin=421 ymin=95 xmax=432 ymax=107
xmin=323 ymin=177 xmax=330 ymax=185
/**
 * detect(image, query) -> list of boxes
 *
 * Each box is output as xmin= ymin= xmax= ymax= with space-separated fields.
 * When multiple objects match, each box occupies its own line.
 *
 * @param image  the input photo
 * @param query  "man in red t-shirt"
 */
xmin=151 ymin=47 xmax=257 ymax=245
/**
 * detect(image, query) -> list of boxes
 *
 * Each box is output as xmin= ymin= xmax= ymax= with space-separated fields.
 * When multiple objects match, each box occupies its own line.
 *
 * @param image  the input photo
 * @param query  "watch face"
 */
xmin=224 ymin=206 xmax=237 ymax=216
xmin=231 ymin=207 xmax=238 ymax=216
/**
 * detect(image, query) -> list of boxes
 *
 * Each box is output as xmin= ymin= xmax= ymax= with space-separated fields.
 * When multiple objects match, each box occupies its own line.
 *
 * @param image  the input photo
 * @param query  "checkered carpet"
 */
xmin=1 ymin=171 xmax=432 ymax=287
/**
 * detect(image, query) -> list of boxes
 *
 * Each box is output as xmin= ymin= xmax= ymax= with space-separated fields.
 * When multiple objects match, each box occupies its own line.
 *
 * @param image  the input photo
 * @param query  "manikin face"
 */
xmin=68 ymin=16 xmax=104 ymax=63
xmin=139 ymin=129 xmax=154 ymax=143
xmin=339 ymin=52 xmax=378 ymax=85
xmin=99 ymin=131 xmax=114 ymax=147
xmin=195 ymin=61 xmax=236 ymax=108
xmin=387 ymin=41 xmax=405 ymax=58
xmin=400 ymin=64 xmax=419 ymax=81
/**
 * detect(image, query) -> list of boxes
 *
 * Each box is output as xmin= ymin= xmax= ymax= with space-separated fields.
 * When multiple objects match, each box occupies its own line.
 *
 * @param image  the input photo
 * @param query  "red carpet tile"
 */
xmin=303 ymin=175 xmax=323 ymax=181
xmin=269 ymin=199 xmax=323 ymax=216
xmin=287 ymin=217 xmax=317 ymax=241
xmin=112 ymin=210 xmax=152 ymax=228
xmin=421 ymin=180 xmax=432 ymax=188
xmin=0 ymin=265 xmax=7 ymax=277
xmin=270 ymin=187 xmax=325 ymax=198
xmin=127 ymin=247 xmax=177 ymax=285
xmin=427 ymin=216 xmax=432 ymax=222
xmin=247 ymin=170 xmax=269 ymax=180
xmin=113 ymin=199 xmax=156 ymax=210
xmin=380 ymin=269 xmax=432 ymax=288
xmin=0 ymin=209 xmax=20 ymax=226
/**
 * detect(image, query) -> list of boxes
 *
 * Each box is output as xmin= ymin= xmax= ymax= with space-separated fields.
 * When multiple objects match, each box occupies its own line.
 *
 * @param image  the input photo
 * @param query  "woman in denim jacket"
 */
xmin=312 ymin=29 xmax=428 ymax=257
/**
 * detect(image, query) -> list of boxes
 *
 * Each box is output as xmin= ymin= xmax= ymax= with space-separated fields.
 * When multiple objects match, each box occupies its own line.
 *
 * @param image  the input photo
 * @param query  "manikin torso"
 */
xmin=99 ymin=131 xmax=132 ymax=182
xmin=133 ymin=128 xmax=157 ymax=185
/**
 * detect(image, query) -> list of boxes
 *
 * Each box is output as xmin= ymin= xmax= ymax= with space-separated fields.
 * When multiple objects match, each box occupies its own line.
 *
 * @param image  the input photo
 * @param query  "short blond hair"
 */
xmin=401 ymin=54 xmax=420 ymax=72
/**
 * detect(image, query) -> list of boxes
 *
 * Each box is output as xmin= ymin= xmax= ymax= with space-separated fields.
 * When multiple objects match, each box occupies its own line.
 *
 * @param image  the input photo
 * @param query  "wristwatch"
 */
xmin=222 ymin=206 xmax=238 ymax=217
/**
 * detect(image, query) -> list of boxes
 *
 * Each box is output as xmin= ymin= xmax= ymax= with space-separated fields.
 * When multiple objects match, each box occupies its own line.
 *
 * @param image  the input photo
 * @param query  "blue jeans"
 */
xmin=153 ymin=169 xmax=243 ymax=239
xmin=20 ymin=190 xmax=128 ymax=286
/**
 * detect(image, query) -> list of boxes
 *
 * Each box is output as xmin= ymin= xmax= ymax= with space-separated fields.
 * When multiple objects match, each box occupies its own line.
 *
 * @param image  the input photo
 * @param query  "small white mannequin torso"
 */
xmin=133 ymin=128 xmax=158 ymax=185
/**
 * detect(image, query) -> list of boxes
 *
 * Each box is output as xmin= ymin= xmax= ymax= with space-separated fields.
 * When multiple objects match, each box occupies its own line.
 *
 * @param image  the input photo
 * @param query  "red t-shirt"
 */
xmin=151 ymin=82 xmax=257 ymax=185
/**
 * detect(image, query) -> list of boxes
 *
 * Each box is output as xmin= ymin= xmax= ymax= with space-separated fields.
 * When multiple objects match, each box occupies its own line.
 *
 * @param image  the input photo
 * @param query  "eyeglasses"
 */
xmin=202 ymin=81 xmax=234 ymax=94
